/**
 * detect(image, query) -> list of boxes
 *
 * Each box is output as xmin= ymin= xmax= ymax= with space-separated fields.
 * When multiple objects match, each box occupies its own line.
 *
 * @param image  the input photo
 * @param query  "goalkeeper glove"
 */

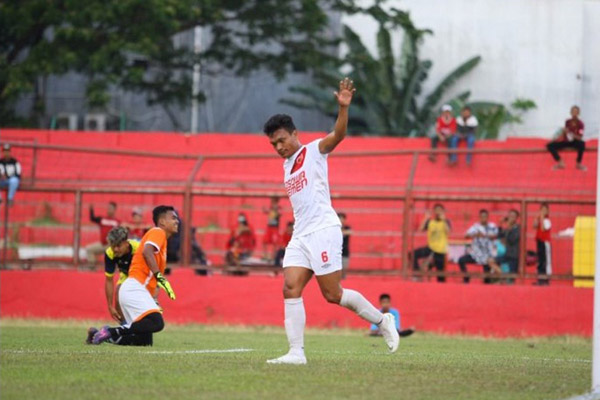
xmin=155 ymin=272 xmax=176 ymax=300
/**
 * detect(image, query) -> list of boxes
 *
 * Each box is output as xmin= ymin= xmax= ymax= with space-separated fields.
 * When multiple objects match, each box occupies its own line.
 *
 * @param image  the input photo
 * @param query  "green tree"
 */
xmin=0 ymin=0 xmax=358 ymax=127
xmin=282 ymin=5 xmax=535 ymax=137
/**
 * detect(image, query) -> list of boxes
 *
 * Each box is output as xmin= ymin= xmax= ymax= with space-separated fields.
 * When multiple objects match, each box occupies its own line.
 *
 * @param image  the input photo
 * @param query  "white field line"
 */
xmin=1 ymin=348 xmax=254 ymax=355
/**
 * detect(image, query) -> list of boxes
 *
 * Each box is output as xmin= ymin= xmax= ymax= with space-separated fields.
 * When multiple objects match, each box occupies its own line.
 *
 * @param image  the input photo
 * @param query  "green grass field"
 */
xmin=0 ymin=319 xmax=591 ymax=400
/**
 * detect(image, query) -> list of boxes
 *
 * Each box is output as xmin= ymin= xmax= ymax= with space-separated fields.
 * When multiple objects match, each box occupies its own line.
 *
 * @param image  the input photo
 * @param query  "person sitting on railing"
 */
xmin=0 ymin=143 xmax=22 ymax=207
xmin=227 ymin=212 xmax=257 ymax=262
xmin=452 ymin=106 xmax=478 ymax=166
xmin=458 ymin=209 xmax=499 ymax=284
xmin=429 ymin=105 xmax=456 ymax=164
xmin=86 ymin=202 xmax=120 ymax=268
xmin=546 ymin=105 xmax=586 ymax=171
xmin=413 ymin=204 xmax=451 ymax=283
xmin=488 ymin=209 xmax=521 ymax=284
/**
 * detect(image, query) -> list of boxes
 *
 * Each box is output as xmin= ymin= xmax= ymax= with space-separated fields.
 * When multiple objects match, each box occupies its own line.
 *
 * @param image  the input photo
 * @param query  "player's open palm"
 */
xmin=334 ymin=77 xmax=356 ymax=107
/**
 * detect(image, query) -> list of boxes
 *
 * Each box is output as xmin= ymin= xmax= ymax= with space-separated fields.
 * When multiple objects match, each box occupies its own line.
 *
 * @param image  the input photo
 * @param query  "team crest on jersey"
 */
xmin=290 ymin=147 xmax=307 ymax=174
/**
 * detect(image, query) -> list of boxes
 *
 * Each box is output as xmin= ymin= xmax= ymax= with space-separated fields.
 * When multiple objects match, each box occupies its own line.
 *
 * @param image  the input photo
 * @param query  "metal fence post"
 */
xmin=73 ymin=190 xmax=82 ymax=268
xmin=519 ymin=199 xmax=528 ymax=282
xmin=401 ymin=152 xmax=419 ymax=277
xmin=182 ymin=156 xmax=204 ymax=266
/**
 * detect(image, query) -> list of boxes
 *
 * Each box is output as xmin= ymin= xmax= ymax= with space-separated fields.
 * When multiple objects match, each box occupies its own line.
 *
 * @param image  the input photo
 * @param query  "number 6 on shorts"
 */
xmin=321 ymin=251 xmax=329 ymax=262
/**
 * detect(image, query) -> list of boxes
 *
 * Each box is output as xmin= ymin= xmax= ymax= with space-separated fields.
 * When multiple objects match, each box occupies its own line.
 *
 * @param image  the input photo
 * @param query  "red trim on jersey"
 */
xmin=290 ymin=147 xmax=307 ymax=174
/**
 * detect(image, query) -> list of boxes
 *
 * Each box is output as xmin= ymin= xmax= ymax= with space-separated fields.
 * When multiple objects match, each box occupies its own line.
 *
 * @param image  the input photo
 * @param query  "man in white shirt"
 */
xmin=263 ymin=78 xmax=399 ymax=365
xmin=453 ymin=106 xmax=478 ymax=165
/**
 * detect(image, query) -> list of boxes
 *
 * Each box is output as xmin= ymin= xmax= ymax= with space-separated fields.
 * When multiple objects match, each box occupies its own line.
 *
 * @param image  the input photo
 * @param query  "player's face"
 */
xmin=269 ymin=129 xmax=300 ymax=159
xmin=162 ymin=211 xmax=179 ymax=234
xmin=111 ymin=240 xmax=130 ymax=258
xmin=571 ymin=107 xmax=580 ymax=118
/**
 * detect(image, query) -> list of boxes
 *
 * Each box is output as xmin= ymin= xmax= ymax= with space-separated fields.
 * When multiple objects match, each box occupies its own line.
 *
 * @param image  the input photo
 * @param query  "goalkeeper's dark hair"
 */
xmin=107 ymin=226 xmax=128 ymax=247
xmin=263 ymin=114 xmax=296 ymax=137
xmin=152 ymin=205 xmax=175 ymax=226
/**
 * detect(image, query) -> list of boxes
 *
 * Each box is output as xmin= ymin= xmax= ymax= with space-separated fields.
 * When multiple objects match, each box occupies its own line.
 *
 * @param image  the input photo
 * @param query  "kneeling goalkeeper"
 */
xmin=90 ymin=205 xmax=178 ymax=346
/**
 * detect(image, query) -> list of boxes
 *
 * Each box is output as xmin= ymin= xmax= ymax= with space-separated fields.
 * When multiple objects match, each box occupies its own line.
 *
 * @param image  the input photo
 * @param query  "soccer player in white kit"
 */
xmin=264 ymin=78 xmax=399 ymax=365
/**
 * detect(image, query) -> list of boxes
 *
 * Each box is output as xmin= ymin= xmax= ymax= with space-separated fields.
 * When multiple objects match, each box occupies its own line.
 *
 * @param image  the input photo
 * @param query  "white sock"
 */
xmin=340 ymin=289 xmax=384 ymax=325
xmin=284 ymin=298 xmax=305 ymax=355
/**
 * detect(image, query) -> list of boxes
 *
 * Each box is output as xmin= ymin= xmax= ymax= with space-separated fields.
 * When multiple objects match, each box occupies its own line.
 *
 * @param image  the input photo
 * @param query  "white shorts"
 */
xmin=118 ymin=278 xmax=160 ymax=327
xmin=283 ymin=225 xmax=343 ymax=276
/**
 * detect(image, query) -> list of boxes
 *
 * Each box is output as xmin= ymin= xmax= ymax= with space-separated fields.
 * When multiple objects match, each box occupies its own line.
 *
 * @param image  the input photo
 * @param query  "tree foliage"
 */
xmin=281 ymin=5 xmax=535 ymax=137
xmin=0 ymin=0 xmax=358 ymax=126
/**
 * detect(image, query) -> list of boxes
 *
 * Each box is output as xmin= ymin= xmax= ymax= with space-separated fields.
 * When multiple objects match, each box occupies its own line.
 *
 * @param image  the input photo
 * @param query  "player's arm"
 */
xmin=142 ymin=243 xmax=176 ymax=300
xmin=319 ymin=77 xmax=356 ymax=155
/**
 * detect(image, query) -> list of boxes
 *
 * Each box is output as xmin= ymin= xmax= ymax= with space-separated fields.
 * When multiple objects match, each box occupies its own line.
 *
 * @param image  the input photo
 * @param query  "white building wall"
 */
xmin=342 ymin=0 xmax=600 ymax=138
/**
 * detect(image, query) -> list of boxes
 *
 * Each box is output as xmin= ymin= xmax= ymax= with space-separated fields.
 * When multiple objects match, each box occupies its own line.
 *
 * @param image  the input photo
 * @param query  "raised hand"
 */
xmin=334 ymin=77 xmax=356 ymax=108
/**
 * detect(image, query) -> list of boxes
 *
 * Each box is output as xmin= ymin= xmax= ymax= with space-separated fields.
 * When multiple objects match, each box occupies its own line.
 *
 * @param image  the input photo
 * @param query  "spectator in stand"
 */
xmin=430 ymin=104 xmax=456 ymax=163
xmin=453 ymin=106 xmax=478 ymax=165
xmin=225 ymin=239 xmax=243 ymax=266
xmin=123 ymin=207 xmax=150 ymax=240
xmin=413 ymin=204 xmax=451 ymax=283
xmin=546 ymin=105 xmax=586 ymax=171
xmin=86 ymin=202 xmax=120 ymax=267
xmin=488 ymin=209 xmax=521 ymax=283
xmin=227 ymin=212 xmax=256 ymax=262
xmin=0 ymin=144 xmax=22 ymax=206
xmin=262 ymin=197 xmax=281 ymax=261
xmin=369 ymin=293 xmax=414 ymax=338
xmin=274 ymin=221 xmax=294 ymax=267
xmin=338 ymin=213 xmax=352 ymax=279
xmin=533 ymin=203 xmax=552 ymax=285
xmin=458 ymin=209 xmax=499 ymax=284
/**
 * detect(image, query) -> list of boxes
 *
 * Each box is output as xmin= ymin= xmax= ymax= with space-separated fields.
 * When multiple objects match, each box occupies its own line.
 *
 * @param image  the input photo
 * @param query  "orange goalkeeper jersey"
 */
xmin=128 ymin=227 xmax=167 ymax=294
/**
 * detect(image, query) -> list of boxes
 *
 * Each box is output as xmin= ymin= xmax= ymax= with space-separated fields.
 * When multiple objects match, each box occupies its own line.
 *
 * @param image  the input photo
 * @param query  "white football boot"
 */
xmin=379 ymin=313 xmax=400 ymax=353
xmin=267 ymin=350 xmax=307 ymax=365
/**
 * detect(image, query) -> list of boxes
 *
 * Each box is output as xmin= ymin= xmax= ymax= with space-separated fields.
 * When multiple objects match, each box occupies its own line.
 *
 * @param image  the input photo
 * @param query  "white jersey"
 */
xmin=283 ymin=139 xmax=341 ymax=237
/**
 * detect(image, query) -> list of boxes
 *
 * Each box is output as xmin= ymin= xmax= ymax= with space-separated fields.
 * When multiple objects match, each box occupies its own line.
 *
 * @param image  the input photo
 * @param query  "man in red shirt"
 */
xmin=86 ymin=202 xmax=120 ymax=268
xmin=533 ymin=203 xmax=552 ymax=285
xmin=546 ymin=105 xmax=586 ymax=170
xmin=430 ymin=104 xmax=457 ymax=164
xmin=227 ymin=212 xmax=257 ymax=261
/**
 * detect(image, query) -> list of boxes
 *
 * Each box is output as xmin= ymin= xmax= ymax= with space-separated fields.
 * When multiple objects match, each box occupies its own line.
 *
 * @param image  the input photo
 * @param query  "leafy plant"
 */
xmin=282 ymin=5 xmax=535 ymax=137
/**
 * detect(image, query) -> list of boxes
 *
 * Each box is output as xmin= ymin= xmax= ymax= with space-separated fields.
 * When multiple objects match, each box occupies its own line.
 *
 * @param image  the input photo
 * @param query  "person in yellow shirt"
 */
xmin=412 ymin=204 xmax=451 ymax=282
xmin=89 ymin=205 xmax=179 ymax=346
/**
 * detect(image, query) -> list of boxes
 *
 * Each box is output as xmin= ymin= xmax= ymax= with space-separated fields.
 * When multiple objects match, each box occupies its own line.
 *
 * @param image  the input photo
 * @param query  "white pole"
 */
xmin=190 ymin=26 xmax=202 ymax=134
xmin=592 ymin=142 xmax=600 ymax=392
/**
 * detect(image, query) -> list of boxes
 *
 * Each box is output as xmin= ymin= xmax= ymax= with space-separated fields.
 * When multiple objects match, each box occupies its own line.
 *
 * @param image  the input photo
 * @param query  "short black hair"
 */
xmin=109 ymin=201 xmax=117 ymax=208
xmin=479 ymin=209 xmax=489 ymax=215
xmin=152 ymin=205 xmax=175 ymax=226
xmin=263 ymin=114 xmax=296 ymax=137
xmin=433 ymin=203 xmax=444 ymax=210
xmin=379 ymin=293 xmax=391 ymax=302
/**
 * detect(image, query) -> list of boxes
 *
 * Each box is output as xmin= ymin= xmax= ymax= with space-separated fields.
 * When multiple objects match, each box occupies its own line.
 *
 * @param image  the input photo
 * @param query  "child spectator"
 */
xmin=458 ymin=209 xmax=498 ymax=283
xmin=413 ymin=204 xmax=451 ymax=283
xmin=430 ymin=105 xmax=456 ymax=163
xmin=338 ymin=213 xmax=352 ymax=279
xmin=274 ymin=221 xmax=294 ymax=267
xmin=369 ymin=293 xmax=414 ymax=337
xmin=533 ymin=203 xmax=552 ymax=285
xmin=227 ymin=212 xmax=256 ymax=261
xmin=488 ymin=209 xmax=521 ymax=283
xmin=262 ymin=197 xmax=281 ymax=261
xmin=546 ymin=105 xmax=586 ymax=170
xmin=453 ymin=106 xmax=478 ymax=165
xmin=86 ymin=202 xmax=120 ymax=268
xmin=0 ymin=143 xmax=22 ymax=206
xmin=123 ymin=207 xmax=150 ymax=240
